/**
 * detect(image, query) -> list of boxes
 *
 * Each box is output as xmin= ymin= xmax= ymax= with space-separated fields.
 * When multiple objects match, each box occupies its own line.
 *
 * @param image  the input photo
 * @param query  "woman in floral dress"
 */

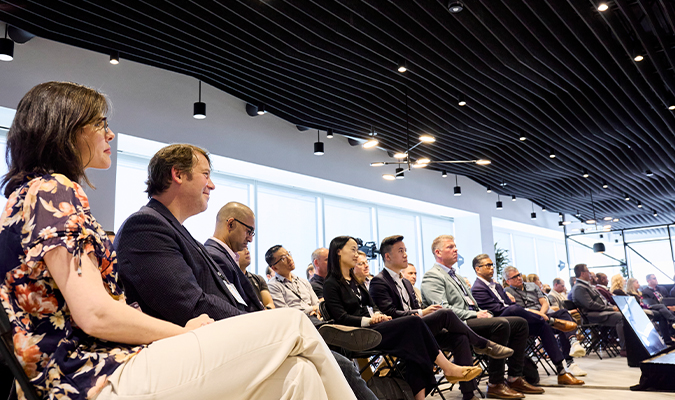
xmin=0 ymin=82 xmax=354 ymax=400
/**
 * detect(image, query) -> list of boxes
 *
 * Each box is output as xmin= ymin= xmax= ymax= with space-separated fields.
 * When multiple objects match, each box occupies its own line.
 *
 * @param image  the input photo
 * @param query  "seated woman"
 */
xmin=0 ymin=82 xmax=355 ymax=400
xmin=625 ymin=278 xmax=675 ymax=344
xmin=322 ymin=236 xmax=482 ymax=400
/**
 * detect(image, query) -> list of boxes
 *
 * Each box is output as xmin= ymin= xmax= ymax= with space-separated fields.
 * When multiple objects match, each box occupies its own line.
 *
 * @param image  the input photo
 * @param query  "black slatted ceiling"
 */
xmin=1 ymin=0 xmax=674 ymax=230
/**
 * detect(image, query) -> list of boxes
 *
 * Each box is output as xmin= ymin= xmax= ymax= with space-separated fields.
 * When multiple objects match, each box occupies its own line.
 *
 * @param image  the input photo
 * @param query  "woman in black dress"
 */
xmin=323 ymin=236 xmax=482 ymax=400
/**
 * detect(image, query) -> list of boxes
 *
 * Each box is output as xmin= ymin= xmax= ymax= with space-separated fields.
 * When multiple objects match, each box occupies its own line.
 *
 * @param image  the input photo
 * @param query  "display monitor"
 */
xmin=614 ymin=295 xmax=668 ymax=356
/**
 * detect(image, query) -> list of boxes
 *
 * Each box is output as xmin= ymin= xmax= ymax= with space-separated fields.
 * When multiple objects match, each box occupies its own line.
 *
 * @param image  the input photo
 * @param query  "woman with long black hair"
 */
xmin=323 ymin=236 xmax=482 ymax=400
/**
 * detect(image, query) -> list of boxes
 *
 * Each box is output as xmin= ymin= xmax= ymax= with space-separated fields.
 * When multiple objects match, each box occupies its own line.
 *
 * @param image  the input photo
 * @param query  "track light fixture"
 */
xmin=0 ymin=25 xmax=14 ymax=62
xmin=496 ymin=195 xmax=502 ymax=210
xmin=193 ymin=81 xmax=206 ymax=119
xmin=512 ymin=195 xmax=516 ymax=201
xmin=257 ymin=103 xmax=267 ymax=115
xmin=582 ymin=168 xmax=589 ymax=178
xmin=109 ymin=50 xmax=120 ymax=65
xmin=458 ymin=93 xmax=466 ymax=106
xmin=314 ymin=130 xmax=324 ymax=156
xmin=442 ymin=170 xmax=447 ymax=178
xmin=637 ymin=201 xmax=642 ymax=208
xmin=597 ymin=2 xmax=609 ymax=12
xmin=454 ymin=175 xmax=461 ymax=196
xmin=448 ymin=1 xmax=464 ymax=13
xmin=486 ymin=185 xmax=492 ymax=193
xmin=326 ymin=128 xmax=334 ymax=139
xmin=549 ymin=149 xmax=556 ymax=159
xmin=531 ymin=204 xmax=536 ymax=220
xmin=398 ymin=59 xmax=407 ymax=73
xmin=624 ymin=193 xmax=630 ymax=201
xmin=602 ymin=180 xmax=608 ymax=189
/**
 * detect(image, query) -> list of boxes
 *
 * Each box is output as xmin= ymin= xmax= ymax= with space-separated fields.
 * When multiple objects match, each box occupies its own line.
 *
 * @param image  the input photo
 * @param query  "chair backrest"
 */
xmin=318 ymin=300 xmax=333 ymax=324
xmin=562 ymin=300 xmax=577 ymax=311
xmin=0 ymin=306 xmax=41 ymax=400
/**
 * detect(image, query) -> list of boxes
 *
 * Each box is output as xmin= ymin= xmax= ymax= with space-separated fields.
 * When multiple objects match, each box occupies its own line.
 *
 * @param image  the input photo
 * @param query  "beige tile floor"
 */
xmin=429 ymin=353 xmax=674 ymax=399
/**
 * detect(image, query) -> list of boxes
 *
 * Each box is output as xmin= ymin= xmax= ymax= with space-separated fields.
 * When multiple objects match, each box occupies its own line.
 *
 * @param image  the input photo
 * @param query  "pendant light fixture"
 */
xmin=442 ymin=170 xmax=448 ymax=178
xmin=397 ymin=59 xmax=407 ymax=73
xmin=531 ymin=203 xmax=536 ymax=220
xmin=0 ymin=25 xmax=14 ymax=62
xmin=519 ymin=130 xmax=527 ymax=141
xmin=314 ymin=130 xmax=324 ymax=156
xmin=454 ymin=175 xmax=461 ymax=196
xmin=395 ymin=167 xmax=404 ymax=180
xmin=511 ymin=195 xmax=516 ymax=201
xmin=602 ymin=180 xmax=608 ymax=189
xmin=486 ymin=185 xmax=492 ymax=193
xmin=582 ymin=168 xmax=589 ymax=178
xmin=109 ymin=50 xmax=120 ymax=65
xmin=458 ymin=93 xmax=466 ymax=106
xmin=637 ymin=201 xmax=642 ymax=208
xmin=193 ymin=80 xmax=206 ymax=119
xmin=496 ymin=195 xmax=503 ymax=210
xmin=549 ymin=149 xmax=556 ymax=159
xmin=326 ymin=128 xmax=334 ymax=139
xmin=257 ymin=103 xmax=267 ymax=115
xmin=586 ymin=191 xmax=598 ymax=225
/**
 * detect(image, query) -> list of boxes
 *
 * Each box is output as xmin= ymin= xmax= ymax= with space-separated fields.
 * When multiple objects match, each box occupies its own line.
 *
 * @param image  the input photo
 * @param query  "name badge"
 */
xmin=225 ymin=282 xmax=248 ymax=306
xmin=464 ymin=295 xmax=475 ymax=306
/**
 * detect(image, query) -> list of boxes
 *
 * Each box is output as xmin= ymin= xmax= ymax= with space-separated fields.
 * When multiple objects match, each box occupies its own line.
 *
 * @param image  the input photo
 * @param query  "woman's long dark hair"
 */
xmin=327 ymin=235 xmax=358 ymax=282
xmin=2 ymin=81 xmax=108 ymax=198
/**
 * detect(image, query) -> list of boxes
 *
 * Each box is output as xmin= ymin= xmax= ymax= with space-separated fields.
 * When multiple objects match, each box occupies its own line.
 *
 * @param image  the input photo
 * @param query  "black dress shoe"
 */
xmin=318 ymin=325 xmax=382 ymax=352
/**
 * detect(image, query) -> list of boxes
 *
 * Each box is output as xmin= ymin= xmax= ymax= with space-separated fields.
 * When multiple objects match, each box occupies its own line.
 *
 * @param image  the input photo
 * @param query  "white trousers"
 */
xmin=96 ymin=308 xmax=356 ymax=400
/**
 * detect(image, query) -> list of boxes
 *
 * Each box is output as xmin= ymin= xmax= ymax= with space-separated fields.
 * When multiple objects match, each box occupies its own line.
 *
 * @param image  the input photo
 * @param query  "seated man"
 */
xmin=403 ymin=262 xmax=423 ymax=305
xmin=571 ymin=263 xmax=626 ymax=355
xmin=502 ymin=265 xmax=587 ymax=376
xmin=594 ymin=273 xmax=616 ymax=306
xmin=549 ymin=277 xmax=581 ymax=325
xmin=644 ymin=274 xmax=675 ymax=312
xmin=238 ymin=247 xmax=275 ymax=309
xmin=354 ymin=251 xmax=372 ymax=289
xmin=266 ymin=245 xmax=321 ymax=320
xmin=567 ymin=277 xmax=576 ymax=300
xmin=309 ymin=247 xmax=328 ymax=299
xmin=371 ymin=235 xmax=513 ymax=400
xmin=471 ymin=258 xmax=584 ymax=384
xmin=116 ymin=144 xmax=374 ymax=400
xmin=420 ymin=235 xmax=534 ymax=399
xmin=203 ymin=201 xmax=263 ymax=312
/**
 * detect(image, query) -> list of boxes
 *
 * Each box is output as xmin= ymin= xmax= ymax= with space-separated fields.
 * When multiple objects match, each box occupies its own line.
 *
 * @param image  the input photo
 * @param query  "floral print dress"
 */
xmin=0 ymin=174 xmax=144 ymax=400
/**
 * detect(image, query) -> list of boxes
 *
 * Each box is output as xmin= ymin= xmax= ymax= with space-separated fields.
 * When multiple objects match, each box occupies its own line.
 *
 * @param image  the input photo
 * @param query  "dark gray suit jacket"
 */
xmin=571 ymin=279 xmax=616 ymax=323
xmin=116 ymin=199 xmax=245 ymax=326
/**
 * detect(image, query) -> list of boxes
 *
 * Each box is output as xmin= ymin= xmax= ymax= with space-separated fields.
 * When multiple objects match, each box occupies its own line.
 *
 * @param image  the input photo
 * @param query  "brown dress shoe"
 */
xmin=558 ymin=372 xmax=585 ymax=385
xmin=507 ymin=377 xmax=545 ymax=394
xmin=550 ymin=318 xmax=577 ymax=332
xmin=487 ymin=383 xmax=525 ymax=399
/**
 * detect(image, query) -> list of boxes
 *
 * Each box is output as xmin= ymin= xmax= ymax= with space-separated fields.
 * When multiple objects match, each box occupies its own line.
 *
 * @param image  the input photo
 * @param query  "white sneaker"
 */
xmin=569 ymin=341 xmax=586 ymax=358
xmin=566 ymin=362 xmax=587 ymax=376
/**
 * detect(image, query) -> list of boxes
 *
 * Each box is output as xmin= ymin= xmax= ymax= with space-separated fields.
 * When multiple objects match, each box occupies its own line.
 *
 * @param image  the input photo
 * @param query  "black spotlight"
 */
xmin=326 ymin=128 xmax=334 ymax=139
xmin=442 ymin=170 xmax=448 ymax=178
xmin=193 ymin=80 xmax=206 ymax=119
xmin=454 ymin=175 xmax=461 ymax=196
xmin=109 ymin=50 xmax=120 ymax=65
xmin=646 ymin=169 xmax=653 ymax=177
xmin=531 ymin=212 xmax=537 ymax=220
xmin=593 ymin=242 xmax=606 ymax=253
xmin=395 ymin=167 xmax=404 ymax=180
xmin=0 ymin=25 xmax=13 ymax=62
xmin=314 ymin=130 xmax=324 ymax=156
xmin=496 ymin=200 xmax=503 ymax=209
xmin=448 ymin=1 xmax=464 ymax=13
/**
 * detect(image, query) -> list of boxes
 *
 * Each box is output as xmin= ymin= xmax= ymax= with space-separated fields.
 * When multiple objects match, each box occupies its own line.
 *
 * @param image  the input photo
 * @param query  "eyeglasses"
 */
xmin=272 ymin=252 xmax=292 ymax=266
xmin=233 ymin=218 xmax=255 ymax=237
xmin=480 ymin=263 xmax=494 ymax=268
xmin=507 ymin=273 xmax=522 ymax=280
xmin=94 ymin=117 xmax=109 ymax=132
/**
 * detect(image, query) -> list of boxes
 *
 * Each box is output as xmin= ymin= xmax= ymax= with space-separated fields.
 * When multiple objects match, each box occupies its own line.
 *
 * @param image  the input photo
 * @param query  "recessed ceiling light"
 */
xmin=448 ymin=2 xmax=464 ymax=14
xmin=645 ymin=170 xmax=653 ymax=177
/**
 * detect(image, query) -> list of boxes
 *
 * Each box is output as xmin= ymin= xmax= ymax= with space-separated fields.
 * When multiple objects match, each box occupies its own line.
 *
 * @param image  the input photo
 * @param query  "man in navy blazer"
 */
xmin=203 ymin=202 xmax=263 ymax=313
xmin=471 ymin=255 xmax=584 ymax=385
xmin=371 ymin=236 xmax=513 ymax=400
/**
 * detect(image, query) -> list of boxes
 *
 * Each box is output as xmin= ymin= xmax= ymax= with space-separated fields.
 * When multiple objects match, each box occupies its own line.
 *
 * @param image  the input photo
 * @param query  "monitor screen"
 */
xmin=614 ymin=295 xmax=668 ymax=356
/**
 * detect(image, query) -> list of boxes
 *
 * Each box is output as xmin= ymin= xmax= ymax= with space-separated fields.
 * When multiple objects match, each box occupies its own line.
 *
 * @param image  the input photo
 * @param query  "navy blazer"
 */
xmin=642 ymin=285 xmax=669 ymax=303
xmin=370 ymin=270 xmax=420 ymax=318
xmin=116 ymin=199 xmax=244 ymax=326
xmin=471 ymin=278 xmax=514 ymax=316
xmin=204 ymin=239 xmax=263 ymax=312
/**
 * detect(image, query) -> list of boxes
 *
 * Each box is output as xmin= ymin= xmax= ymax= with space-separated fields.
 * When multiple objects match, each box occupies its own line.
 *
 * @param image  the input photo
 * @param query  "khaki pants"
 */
xmin=96 ymin=308 xmax=355 ymax=400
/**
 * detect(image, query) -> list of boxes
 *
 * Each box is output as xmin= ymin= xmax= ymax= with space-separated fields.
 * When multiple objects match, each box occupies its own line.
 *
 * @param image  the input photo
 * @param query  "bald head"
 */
xmin=214 ymin=202 xmax=255 ymax=252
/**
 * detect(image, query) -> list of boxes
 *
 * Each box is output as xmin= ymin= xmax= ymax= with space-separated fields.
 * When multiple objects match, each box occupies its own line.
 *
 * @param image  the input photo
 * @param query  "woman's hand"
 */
xmin=185 ymin=314 xmax=214 ymax=331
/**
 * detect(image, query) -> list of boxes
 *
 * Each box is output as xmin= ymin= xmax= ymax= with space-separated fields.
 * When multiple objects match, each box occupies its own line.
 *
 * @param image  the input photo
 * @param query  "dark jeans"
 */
xmin=466 ymin=316 xmax=529 ymax=384
xmin=550 ymin=309 xmax=576 ymax=361
xmin=425 ymin=309 xmax=489 ymax=397
xmin=332 ymin=351 xmax=377 ymax=400
xmin=500 ymin=305 xmax=565 ymax=365
xmin=587 ymin=310 xmax=626 ymax=349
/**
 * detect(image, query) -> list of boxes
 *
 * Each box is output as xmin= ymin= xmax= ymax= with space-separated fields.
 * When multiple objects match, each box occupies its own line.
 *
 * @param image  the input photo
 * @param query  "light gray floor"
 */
xmin=429 ymin=353 xmax=674 ymax=399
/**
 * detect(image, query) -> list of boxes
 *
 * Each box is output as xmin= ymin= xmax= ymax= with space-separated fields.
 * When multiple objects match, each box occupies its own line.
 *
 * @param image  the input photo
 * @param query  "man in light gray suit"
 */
xmin=570 ymin=263 xmax=626 ymax=355
xmin=420 ymin=235 xmax=535 ymax=399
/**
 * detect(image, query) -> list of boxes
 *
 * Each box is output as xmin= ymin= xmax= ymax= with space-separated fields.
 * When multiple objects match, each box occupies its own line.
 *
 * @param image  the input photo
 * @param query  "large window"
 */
xmin=114 ymin=134 xmax=460 ymax=278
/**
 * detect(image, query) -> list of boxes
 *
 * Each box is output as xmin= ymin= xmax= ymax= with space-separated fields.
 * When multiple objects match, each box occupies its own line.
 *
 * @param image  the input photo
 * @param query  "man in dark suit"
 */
xmin=370 ymin=235 xmax=513 ymax=400
xmin=203 ymin=201 xmax=263 ymax=313
xmin=571 ymin=264 xmax=626 ymax=355
xmin=644 ymin=274 xmax=674 ymax=310
xmin=309 ymin=247 xmax=328 ymax=299
xmin=594 ymin=273 xmax=616 ymax=306
xmin=116 ymin=144 xmax=378 ymax=400
xmin=471 ymin=257 xmax=584 ymax=385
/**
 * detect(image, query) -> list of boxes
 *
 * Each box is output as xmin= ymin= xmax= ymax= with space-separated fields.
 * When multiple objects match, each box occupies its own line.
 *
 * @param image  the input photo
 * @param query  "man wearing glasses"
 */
xmin=266 ymin=246 xmax=322 ymax=319
xmin=471 ymin=257 xmax=584 ymax=385
xmin=204 ymin=202 xmax=264 ymax=312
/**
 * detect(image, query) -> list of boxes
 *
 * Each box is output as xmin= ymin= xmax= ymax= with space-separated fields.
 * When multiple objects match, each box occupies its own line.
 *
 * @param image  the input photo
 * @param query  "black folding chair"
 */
xmin=0 ymin=305 xmax=40 ymax=400
xmin=564 ymin=300 xmax=619 ymax=359
xmin=525 ymin=336 xmax=556 ymax=376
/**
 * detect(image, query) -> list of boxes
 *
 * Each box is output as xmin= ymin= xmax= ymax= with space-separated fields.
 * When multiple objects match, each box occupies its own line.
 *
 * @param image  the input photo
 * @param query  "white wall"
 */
xmin=0 ymin=37 xmax=563 ymax=263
